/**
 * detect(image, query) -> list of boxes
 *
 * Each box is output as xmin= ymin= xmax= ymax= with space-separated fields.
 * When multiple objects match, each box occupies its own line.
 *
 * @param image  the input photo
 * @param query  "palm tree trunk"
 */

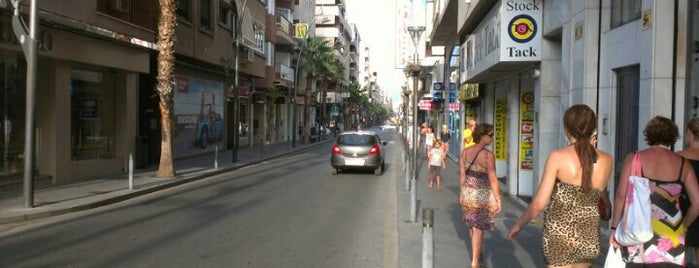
xmin=155 ymin=0 xmax=176 ymax=177
xmin=321 ymin=81 xmax=327 ymax=140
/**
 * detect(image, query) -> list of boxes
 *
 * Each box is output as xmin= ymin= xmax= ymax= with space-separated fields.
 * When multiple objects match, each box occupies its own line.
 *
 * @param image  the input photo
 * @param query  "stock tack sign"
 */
xmin=501 ymin=0 xmax=542 ymax=61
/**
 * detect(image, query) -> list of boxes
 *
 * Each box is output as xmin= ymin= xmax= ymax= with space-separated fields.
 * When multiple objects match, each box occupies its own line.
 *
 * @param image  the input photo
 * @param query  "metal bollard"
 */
xmin=422 ymin=208 xmax=434 ymax=268
xmin=214 ymin=144 xmax=219 ymax=169
xmin=128 ymin=153 xmax=134 ymax=190
xmin=410 ymin=177 xmax=417 ymax=222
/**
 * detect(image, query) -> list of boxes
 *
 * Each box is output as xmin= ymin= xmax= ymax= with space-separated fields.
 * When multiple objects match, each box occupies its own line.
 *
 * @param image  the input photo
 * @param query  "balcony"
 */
xmin=275 ymin=11 xmax=294 ymax=45
xmin=276 ymin=63 xmax=294 ymax=83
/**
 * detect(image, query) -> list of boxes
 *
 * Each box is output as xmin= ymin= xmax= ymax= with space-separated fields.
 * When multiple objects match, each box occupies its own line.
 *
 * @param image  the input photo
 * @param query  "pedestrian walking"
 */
xmin=459 ymin=123 xmax=501 ymax=267
xmin=428 ymin=140 xmax=446 ymax=189
xmin=441 ymin=124 xmax=451 ymax=155
xmin=425 ymin=126 xmax=435 ymax=156
xmin=678 ymin=117 xmax=699 ymax=266
xmin=508 ymin=104 xmax=614 ymax=267
xmin=608 ymin=116 xmax=699 ymax=266
xmin=463 ymin=119 xmax=477 ymax=149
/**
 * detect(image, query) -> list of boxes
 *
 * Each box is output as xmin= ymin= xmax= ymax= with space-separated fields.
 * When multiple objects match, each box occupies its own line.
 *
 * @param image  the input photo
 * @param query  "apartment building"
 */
xmin=0 ymin=0 xmax=303 ymax=183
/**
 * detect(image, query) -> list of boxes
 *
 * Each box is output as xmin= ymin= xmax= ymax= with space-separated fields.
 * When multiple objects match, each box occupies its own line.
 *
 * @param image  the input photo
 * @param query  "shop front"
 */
xmin=460 ymin=0 xmax=542 ymax=197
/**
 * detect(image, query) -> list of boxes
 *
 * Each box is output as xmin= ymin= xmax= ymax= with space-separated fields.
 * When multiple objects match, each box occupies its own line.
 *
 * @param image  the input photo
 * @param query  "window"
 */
xmin=253 ymin=23 xmax=265 ymax=52
xmin=611 ymin=0 xmax=641 ymax=28
xmin=71 ymin=69 xmax=116 ymax=161
xmin=97 ymin=0 xmax=158 ymax=30
xmin=200 ymin=0 xmax=212 ymax=30
xmin=176 ymin=0 xmax=190 ymax=20
xmin=219 ymin=5 xmax=230 ymax=25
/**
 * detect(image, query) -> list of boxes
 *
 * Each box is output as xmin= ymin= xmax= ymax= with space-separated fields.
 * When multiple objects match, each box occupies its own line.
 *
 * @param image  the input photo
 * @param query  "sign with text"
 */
xmin=501 ymin=0 xmax=542 ymax=61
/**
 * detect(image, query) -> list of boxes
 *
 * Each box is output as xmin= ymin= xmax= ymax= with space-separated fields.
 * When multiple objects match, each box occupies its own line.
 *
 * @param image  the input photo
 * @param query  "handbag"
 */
xmin=460 ymin=148 xmax=485 ymax=206
xmin=614 ymin=151 xmax=653 ymax=246
xmin=603 ymin=246 xmax=625 ymax=267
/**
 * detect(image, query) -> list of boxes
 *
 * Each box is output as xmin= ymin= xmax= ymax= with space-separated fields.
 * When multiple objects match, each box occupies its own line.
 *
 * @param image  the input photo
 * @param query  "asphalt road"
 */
xmin=0 ymin=130 xmax=402 ymax=268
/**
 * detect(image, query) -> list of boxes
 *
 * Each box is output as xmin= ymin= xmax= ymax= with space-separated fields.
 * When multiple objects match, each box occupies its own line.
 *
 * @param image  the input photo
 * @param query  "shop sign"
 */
xmin=465 ymin=0 xmax=542 ymax=78
xmin=495 ymin=98 xmax=508 ymax=160
xmin=519 ymin=91 xmax=535 ymax=170
xmin=459 ymin=83 xmax=479 ymax=100
xmin=418 ymin=99 xmax=433 ymax=110
xmin=501 ymin=0 xmax=542 ymax=61
xmin=432 ymin=82 xmax=444 ymax=100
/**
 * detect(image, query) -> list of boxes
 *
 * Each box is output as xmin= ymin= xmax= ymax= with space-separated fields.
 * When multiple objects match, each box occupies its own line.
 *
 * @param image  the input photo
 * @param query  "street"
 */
xmin=0 ymin=133 xmax=400 ymax=267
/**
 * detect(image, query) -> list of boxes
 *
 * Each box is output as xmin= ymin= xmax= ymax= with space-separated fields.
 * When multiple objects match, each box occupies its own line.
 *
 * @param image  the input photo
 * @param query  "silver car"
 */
xmin=330 ymin=131 xmax=387 ymax=175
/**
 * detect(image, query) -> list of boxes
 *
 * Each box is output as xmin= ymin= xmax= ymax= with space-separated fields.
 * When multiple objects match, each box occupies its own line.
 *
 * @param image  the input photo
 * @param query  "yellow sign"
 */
xmin=495 ymin=98 xmax=508 ymax=160
xmin=459 ymin=83 xmax=479 ymax=100
xmin=295 ymin=23 xmax=309 ymax=39
xmin=642 ymin=9 xmax=652 ymax=30
xmin=519 ymin=91 xmax=535 ymax=170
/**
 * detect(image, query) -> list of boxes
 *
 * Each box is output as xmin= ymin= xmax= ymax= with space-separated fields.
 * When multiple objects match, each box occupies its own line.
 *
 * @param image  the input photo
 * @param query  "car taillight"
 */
xmin=332 ymin=144 xmax=341 ymax=154
xmin=369 ymin=145 xmax=380 ymax=155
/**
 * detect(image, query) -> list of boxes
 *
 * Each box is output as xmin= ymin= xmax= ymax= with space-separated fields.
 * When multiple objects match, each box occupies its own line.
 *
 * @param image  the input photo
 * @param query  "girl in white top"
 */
xmin=425 ymin=127 xmax=435 ymax=156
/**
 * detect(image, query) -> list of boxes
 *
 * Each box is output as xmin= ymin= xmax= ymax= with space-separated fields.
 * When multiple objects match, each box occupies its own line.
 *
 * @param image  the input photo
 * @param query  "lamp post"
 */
xmin=407 ymin=25 xmax=424 ymax=223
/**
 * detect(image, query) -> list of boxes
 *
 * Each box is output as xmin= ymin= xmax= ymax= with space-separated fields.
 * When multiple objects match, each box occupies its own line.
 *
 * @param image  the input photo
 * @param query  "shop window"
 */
xmin=0 ymin=57 xmax=25 ymax=175
xmin=71 ymin=69 xmax=116 ymax=161
xmin=240 ymin=98 xmax=249 ymax=138
xmin=611 ymin=0 xmax=641 ymax=28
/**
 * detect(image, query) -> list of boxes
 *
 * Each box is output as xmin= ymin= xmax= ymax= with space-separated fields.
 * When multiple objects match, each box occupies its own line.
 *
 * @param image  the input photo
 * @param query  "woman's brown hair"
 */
xmin=473 ymin=123 xmax=494 ymax=143
xmin=563 ymin=104 xmax=597 ymax=192
xmin=644 ymin=116 xmax=679 ymax=146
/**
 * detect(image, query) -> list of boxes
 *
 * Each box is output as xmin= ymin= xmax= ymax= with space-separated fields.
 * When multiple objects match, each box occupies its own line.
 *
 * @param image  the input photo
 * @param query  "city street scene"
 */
xmin=1 ymin=0 xmax=699 ymax=267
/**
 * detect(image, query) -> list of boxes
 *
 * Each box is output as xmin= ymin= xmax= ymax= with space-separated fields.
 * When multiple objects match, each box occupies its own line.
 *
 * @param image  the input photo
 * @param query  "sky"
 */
xmin=344 ymin=0 xmax=405 ymax=109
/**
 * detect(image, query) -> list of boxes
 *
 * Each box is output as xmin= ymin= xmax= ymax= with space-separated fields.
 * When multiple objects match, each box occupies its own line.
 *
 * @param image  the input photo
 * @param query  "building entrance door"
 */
xmin=614 ymin=65 xmax=640 ymax=186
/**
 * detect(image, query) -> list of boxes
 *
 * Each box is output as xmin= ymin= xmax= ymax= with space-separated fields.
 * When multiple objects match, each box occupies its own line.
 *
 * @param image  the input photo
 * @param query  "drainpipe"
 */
xmin=671 ymin=0 xmax=678 ymax=125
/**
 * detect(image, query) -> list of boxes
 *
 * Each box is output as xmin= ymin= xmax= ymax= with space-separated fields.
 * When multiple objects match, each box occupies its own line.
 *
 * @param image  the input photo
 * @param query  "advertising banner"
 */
xmin=495 ymin=98 xmax=508 ymax=160
xmin=519 ymin=91 xmax=535 ymax=170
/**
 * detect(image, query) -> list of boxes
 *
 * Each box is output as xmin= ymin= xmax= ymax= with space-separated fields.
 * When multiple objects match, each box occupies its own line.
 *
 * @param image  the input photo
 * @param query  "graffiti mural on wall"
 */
xmin=174 ymin=75 xmax=224 ymax=158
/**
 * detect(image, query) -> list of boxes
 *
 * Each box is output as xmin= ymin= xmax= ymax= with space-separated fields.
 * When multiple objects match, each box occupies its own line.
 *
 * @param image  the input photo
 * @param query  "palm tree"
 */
xmin=298 ymin=37 xmax=333 ymax=143
xmin=155 ymin=0 xmax=177 ymax=177
xmin=318 ymin=53 xmax=342 ymax=140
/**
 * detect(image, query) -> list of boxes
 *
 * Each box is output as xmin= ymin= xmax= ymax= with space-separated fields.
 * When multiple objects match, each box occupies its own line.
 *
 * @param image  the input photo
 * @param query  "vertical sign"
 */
xmin=519 ymin=91 xmax=535 ymax=170
xmin=294 ymin=23 xmax=308 ymax=38
xmin=494 ymin=98 xmax=508 ymax=160
xmin=500 ymin=0 xmax=542 ymax=61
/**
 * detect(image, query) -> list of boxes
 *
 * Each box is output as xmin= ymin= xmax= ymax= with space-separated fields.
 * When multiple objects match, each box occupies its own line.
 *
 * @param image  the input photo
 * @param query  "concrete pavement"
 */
xmin=395 ymin=144 xmax=611 ymax=268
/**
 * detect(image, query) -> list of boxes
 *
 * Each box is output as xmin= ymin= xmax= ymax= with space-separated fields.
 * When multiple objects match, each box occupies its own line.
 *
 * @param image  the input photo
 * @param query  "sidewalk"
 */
xmin=395 ymin=146 xmax=611 ymax=268
xmin=0 ymin=140 xmax=330 ymax=225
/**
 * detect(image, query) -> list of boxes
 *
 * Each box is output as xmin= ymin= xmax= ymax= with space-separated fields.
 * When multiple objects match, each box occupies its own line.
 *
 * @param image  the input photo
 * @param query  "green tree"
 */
xmin=155 ymin=0 xmax=177 ymax=178
xmin=298 ymin=37 xmax=333 ymax=143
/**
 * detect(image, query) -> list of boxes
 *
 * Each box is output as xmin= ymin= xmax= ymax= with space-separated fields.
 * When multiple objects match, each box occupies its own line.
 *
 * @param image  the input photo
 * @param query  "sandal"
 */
xmin=428 ymin=183 xmax=433 ymax=188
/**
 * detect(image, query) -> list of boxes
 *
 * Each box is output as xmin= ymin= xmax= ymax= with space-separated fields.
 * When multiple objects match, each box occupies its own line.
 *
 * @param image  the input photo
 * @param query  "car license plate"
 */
xmin=345 ymin=158 xmax=365 ymax=166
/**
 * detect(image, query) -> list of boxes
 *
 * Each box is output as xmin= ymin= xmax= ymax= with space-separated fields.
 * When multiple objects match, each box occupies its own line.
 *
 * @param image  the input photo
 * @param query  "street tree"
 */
xmin=155 ymin=0 xmax=177 ymax=177
xmin=298 ymin=37 xmax=333 ymax=143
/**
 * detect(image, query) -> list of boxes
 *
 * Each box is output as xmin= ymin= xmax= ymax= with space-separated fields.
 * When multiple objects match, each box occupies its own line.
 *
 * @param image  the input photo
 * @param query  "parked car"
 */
xmin=380 ymin=123 xmax=397 ymax=130
xmin=330 ymin=131 xmax=387 ymax=175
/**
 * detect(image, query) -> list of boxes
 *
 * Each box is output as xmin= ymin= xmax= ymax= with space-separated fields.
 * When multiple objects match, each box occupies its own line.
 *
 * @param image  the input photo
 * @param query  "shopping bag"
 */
xmin=603 ymin=246 xmax=625 ymax=268
xmin=614 ymin=152 xmax=653 ymax=246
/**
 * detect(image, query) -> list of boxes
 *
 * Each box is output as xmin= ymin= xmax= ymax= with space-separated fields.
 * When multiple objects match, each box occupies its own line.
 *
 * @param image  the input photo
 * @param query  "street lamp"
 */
xmin=407 ymin=25 xmax=424 ymax=223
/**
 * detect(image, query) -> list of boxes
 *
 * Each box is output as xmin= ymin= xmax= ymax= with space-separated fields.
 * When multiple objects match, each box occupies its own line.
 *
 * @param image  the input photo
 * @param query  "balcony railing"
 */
xmin=97 ymin=0 xmax=158 ymax=30
xmin=276 ymin=14 xmax=292 ymax=35
xmin=276 ymin=63 xmax=294 ymax=82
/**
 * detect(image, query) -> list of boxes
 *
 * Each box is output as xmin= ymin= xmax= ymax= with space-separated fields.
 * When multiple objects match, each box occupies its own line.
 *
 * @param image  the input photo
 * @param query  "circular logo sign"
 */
xmin=522 ymin=92 xmax=534 ymax=104
xmin=508 ymin=14 xmax=537 ymax=43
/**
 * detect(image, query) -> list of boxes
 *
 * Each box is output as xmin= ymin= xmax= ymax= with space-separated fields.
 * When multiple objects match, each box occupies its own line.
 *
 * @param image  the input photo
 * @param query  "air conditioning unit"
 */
xmin=242 ymin=47 xmax=254 ymax=63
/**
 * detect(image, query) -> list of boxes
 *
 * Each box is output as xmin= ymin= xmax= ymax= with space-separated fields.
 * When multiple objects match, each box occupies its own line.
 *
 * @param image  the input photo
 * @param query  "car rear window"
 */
xmin=338 ymin=134 xmax=376 ymax=145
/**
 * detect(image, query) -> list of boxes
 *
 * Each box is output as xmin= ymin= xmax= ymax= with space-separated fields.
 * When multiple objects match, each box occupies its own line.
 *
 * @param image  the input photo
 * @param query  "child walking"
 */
xmin=428 ymin=140 xmax=446 ymax=189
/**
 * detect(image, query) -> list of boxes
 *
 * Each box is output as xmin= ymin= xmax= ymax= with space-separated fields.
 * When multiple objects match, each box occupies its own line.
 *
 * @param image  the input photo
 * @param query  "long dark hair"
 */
xmin=563 ymin=105 xmax=597 ymax=192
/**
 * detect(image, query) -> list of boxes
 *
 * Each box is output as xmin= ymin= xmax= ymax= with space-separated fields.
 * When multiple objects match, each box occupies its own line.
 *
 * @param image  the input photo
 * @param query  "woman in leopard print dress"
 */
xmin=509 ymin=105 xmax=614 ymax=267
